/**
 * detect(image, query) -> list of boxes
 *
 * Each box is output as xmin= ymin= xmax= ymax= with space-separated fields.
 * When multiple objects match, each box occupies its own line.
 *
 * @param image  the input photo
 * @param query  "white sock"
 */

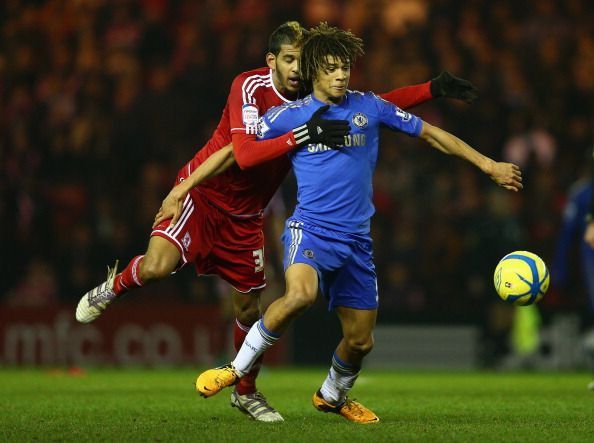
xmin=232 ymin=319 xmax=280 ymax=375
xmin=320 ymin=353 xmax=360 ymax=405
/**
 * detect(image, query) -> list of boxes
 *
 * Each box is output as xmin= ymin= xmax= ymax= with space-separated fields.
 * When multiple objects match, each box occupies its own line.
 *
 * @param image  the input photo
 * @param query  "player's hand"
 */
xmin=584 ymin=221 xmax=594 ymax=249
xmin=293 ymin=105 xmax=350 ymax=148
xmin=430 ymin=71 xmax=479 ymax=104
xmin=488 ymin=162 xmax=523 ymax=191
xmin=153 ymin=183 xmax=189 ymax=228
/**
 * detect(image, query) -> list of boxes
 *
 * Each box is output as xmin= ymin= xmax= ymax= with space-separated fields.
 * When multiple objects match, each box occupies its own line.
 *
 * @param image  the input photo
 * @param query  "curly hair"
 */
xmin=300 ymin=22 xmax=364 ymax=88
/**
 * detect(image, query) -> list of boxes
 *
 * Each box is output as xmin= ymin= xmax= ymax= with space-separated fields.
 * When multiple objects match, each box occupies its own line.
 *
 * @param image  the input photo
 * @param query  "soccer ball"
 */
xmin=493 ymin=251 xmax=550 ymax=306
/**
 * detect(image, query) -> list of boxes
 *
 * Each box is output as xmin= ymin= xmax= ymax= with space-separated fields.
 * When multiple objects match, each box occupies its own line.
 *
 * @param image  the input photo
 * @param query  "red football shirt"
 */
xmin=185 ymin=66 xmax=432 ymax=217
xmin=184 ymin=67 xmax=291 ymax=217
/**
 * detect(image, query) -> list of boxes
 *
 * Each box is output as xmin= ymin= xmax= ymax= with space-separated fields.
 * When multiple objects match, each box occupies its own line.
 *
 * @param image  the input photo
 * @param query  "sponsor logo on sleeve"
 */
xmin=242 ymin=104 xmax=260 ymax=134
xmin=395 ymin=107 xmax=412 ymax=122
xmin=257 ymin=117 xmax=269 ymax=138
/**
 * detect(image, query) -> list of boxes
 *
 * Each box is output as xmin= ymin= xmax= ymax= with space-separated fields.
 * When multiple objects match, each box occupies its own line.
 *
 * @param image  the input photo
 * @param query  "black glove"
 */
xmin=430 ymin=71 xmax=479 ymax=104
xmin=293 ymin=105 xmax=350 ymax=148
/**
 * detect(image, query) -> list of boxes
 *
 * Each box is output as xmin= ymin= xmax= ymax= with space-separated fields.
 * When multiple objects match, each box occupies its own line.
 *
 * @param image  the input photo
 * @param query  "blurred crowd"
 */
xmin=2 ymin=0 xmax=594 ymax=335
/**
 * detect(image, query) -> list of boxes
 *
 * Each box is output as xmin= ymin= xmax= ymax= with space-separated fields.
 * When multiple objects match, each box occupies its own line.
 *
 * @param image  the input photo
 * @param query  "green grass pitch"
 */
xmin=1 ymin=368 xmax=592 ymax=442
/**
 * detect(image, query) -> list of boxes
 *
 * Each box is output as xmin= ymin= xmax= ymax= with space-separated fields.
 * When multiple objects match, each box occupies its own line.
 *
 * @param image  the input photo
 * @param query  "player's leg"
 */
xmin=233 ymin=263 xmax=318 ymax=372
xmin=322 ymin=306 xmax=376 ymax=401
xmin=195 ymin=215 xmax=284 ymax=420
xmin=231 ymin=288 xmax=262 ymax=395
xmin=312 ymin=236 xmax=380 ymax=423
xmin=195 ymin=219 xmax=328 ymax=397
xmin=75 ymin=234 xmax=181 ymax=323
xmin=313 ymin=307 xmax=379 ymax=424
xmin=228 ymin=288 xmax=283 ymax=422
xmin=76 ymin=184 xmax=199 ymax=323
xmin=196 ymin=263 xmax=318 ymax=397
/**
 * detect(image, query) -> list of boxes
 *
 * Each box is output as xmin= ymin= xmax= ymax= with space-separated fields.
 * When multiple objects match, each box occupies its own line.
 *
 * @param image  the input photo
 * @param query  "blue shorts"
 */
xmin=281 ymin=218 xmax=378 ymax=310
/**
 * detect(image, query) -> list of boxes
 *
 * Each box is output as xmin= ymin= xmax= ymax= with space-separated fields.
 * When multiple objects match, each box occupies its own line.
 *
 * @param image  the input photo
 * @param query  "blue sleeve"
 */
xmin=370 ymin=92 xmax=422 ymax=137
xmin=258 ymin=105 xmax=299 ymax=141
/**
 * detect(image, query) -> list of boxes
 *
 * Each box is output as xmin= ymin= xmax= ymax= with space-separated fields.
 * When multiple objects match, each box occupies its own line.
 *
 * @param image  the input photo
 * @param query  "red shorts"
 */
xmin=151 ymin=171 xmax=266 ymax=293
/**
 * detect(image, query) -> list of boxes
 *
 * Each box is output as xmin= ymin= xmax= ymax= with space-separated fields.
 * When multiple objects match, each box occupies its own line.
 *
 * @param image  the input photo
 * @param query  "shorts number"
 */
xmin=253 ymin=248 xmax=264 ymax=273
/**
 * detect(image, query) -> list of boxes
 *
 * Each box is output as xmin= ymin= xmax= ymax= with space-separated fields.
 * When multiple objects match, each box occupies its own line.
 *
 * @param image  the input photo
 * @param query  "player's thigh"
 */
xmin=140 ymin=235 xmax=182 ymax=279
xmin=281 ymin=219 xmax=349 ymax=271
xmin=208 ymin=216 xmax=267 ymax=293
xmin=285 ymin=262 xmax=319 ymax=302
xmin=152 ymin=189 xmax=216 ymax=270
xmin=335 ymin=306 xmax=377 ymax=344
xmin=326 ymin=238 xmax=378 ymax=311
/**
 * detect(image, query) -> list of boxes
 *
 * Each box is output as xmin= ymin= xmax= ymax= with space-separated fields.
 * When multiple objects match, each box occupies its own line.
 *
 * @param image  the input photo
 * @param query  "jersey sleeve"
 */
xmin=228 ymin=75 xmax=260 ymax=136
xmin=258 ymin=106 xmax=295 ymax=140
xmin=232 ymin=130 xmax=297 ymax=169
xmin=371 ymin=92 xmax=423 ymax=136
xmin=231 ymin=99 xmax=300 ymax=169
xmin=378 ymin=81 xmax=433 ymax=110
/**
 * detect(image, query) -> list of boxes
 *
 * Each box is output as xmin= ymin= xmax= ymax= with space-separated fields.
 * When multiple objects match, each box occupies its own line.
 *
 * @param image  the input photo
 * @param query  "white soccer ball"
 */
xmin=493 ymin=251 xmax=550 ymax=306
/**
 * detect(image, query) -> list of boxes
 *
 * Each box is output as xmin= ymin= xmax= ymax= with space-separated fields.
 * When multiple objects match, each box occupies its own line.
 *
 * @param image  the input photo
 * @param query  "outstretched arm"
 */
xmin=379 ymin=71 xmax=479 ymax=109
xmin=419 ymin=121 xmax=522 ymax=192
xmin=153 ymin=144 xmax=235 ymax=227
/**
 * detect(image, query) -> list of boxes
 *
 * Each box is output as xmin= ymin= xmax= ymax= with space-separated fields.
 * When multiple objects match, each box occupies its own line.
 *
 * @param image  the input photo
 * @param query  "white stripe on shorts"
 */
xmin=165 ymin=194 xmax=194 ymax=239
xmin=288 ymin=221 xmax=303 ymax=265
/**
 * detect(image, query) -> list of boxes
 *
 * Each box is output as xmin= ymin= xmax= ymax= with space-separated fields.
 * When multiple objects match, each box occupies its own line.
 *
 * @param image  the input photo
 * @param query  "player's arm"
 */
xmin=419 ymin=121 xmax=522 ymax=192
xmin=233 ymin=105 xmax=348 ymax=169
xmin=379 ymin=71 xmax=479 ymax=109
xmin=153 ymin=144 xmax=235 ymax=227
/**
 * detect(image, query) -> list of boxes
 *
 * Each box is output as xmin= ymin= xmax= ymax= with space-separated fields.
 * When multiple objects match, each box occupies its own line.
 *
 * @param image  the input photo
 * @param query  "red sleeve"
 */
xmin=232 ymin=131 xmax=297 ymax=170
xmin=228 ymin=75 xmax=255 ymax=135
xmin=379 ymin=81 xmax=433 ymax=110
xmin=227 ymin=72 xmax=299 ymax=169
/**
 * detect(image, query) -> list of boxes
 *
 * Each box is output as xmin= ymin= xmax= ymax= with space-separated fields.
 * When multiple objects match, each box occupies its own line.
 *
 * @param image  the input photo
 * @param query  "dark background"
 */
xmin=2 ymin=0 xmax=593 ymax=365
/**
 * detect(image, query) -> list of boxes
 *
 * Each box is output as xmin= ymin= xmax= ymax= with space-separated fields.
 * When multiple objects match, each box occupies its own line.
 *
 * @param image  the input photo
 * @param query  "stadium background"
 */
xmin=1 ymin=0 xmax=593 ymax=369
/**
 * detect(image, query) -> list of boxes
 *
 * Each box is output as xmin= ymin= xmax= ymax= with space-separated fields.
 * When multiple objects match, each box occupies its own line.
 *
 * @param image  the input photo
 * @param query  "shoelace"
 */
xmin=342 ymin=399 xmax=367 ymax=418
xmin=246 ymin=392 xmax=279 ymax=413
xmin=215 ymin=366 xmax=237 ymax=385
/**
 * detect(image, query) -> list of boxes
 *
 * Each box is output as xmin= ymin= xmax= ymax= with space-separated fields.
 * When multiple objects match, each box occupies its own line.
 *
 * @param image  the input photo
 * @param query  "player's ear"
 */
xmin=266 ymin=52 xmax=277 ymax=70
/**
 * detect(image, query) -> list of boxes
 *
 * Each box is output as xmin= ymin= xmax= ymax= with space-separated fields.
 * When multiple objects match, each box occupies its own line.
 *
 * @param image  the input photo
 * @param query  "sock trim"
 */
xmin=235 ymin=319 xmax=252 ymax=333
xmin=131 ymin=255 xmax=144 ymax=286
xmin=332 ymin=353 xmax=360 ymax=375
xmin=257 ymin=319 xmax=281 ymax=346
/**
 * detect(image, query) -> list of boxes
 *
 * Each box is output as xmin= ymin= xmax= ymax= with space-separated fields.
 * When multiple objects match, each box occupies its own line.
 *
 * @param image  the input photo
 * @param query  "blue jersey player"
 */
xmin=196 ymin=23 xmax=523 ymax=423
xmin=553 ymin=158 xmax=594 ymax=390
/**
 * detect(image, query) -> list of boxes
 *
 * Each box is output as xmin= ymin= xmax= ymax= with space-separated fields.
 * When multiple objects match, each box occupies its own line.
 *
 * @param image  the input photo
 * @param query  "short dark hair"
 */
xmin=300 ymin=22 xmax=364 ymax=87
xmin=268 ymin=21 xmax=308 ymax=55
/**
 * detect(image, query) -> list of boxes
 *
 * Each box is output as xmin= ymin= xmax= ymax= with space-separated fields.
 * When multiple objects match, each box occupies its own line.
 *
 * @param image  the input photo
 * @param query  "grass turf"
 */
xmin=0 ymin=368 xmax=592 ymax=442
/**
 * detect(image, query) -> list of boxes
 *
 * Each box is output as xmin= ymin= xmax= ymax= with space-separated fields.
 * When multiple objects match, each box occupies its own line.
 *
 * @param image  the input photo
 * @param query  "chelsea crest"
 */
xmin=352 ymin=112 xmax=368 ymax=128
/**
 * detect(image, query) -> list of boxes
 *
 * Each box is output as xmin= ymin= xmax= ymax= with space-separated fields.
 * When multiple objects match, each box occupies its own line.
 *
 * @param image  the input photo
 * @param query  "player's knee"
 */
xmin=283 ymin=287 xmax=316 ymax=314
xmin=345 ymin=335 xmax=374 ymax=357
xmin=235 ymin=303 xmax=260 ymax=325
xmin=138 ymin=256 xmax=174 ymax=282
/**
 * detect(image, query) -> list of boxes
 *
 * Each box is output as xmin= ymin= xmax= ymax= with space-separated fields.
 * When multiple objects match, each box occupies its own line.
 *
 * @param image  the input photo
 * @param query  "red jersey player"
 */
xmin=76 ymin=22 xmax=478 ymax=422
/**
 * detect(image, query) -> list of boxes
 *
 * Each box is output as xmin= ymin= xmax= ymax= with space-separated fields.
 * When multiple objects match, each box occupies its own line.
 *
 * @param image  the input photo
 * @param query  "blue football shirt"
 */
xmin=258 ymin=91 xmax=422 ymax=234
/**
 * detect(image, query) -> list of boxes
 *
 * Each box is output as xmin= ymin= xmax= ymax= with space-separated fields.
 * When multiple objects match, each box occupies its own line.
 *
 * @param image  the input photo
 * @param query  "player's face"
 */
xmin=267 ymin=44 xmax=301 ymax=98
xmin=312 ymin=55 xmax=350 ymax=104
